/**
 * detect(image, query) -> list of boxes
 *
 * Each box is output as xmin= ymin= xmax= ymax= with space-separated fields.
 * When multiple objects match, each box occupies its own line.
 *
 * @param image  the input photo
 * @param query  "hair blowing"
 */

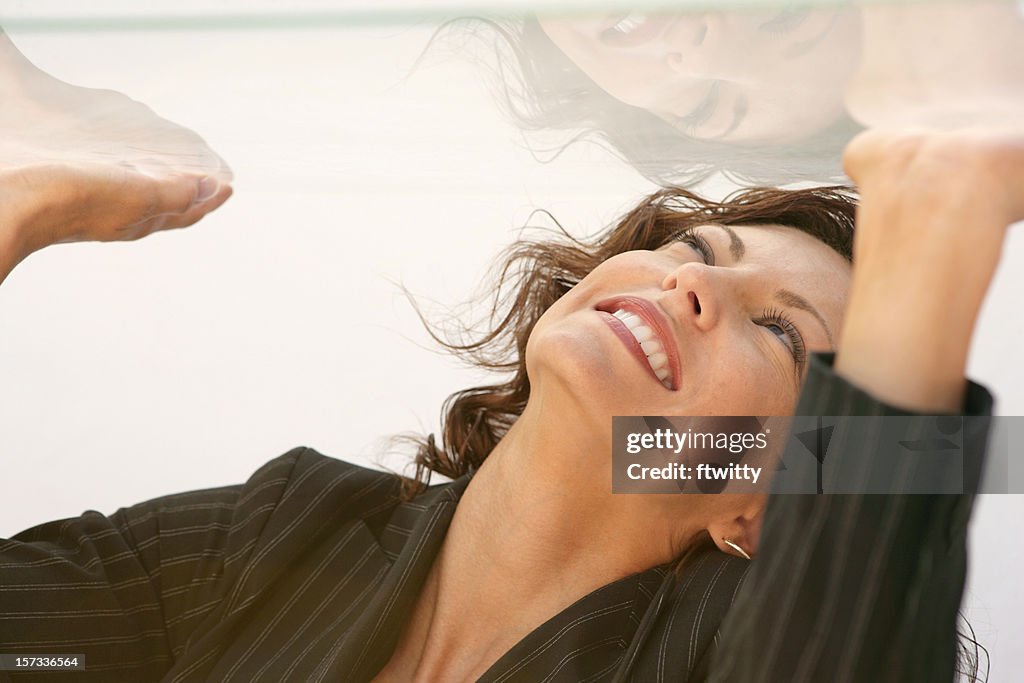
xmin=397 ymin=185 xmax=856 ymax=499
xmin=395 ymin=184 xmax=986 ymax=681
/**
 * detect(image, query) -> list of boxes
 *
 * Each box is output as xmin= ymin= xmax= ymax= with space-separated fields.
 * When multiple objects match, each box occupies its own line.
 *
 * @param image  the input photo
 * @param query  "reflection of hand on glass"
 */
xmin=0 ymin=31 xmax=234 ymax=284
xmin=845 ymin=2 xmax=1024 ymax=129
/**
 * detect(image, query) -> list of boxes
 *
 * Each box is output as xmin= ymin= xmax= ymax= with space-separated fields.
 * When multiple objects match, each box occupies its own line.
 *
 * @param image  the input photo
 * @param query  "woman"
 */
xmin=0 ymin=126 xmax=1016 ymax=682
xmin=439 ymin=2 xmax=1024 ymax=186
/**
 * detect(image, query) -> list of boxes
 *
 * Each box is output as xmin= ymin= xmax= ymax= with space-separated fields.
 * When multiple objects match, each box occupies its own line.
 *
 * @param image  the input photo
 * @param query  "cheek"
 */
xmin=680 ymin=339 xmax=798 ymax=415
xmin=525 ymin=301 xmax=609 ymax=391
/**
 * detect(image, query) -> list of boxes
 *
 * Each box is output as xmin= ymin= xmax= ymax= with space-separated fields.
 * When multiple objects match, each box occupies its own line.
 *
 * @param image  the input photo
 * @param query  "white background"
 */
xmin=0 ymin=6 xmax=1021 ymax=680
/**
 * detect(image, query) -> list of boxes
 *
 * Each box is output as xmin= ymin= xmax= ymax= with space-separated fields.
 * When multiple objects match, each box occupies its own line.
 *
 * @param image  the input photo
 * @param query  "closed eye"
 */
xmin=669 ymin=227 xmax=716 ymax=266
xmin=755 ymin=307 xmax=807 ymax=368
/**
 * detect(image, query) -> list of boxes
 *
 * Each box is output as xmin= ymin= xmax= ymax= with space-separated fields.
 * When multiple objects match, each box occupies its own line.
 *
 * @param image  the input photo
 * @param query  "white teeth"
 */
xmin=647 ymin=351 xmax=668 ymax=369
xmin=640 ymin=339 xmax=662 ymax=355
xmin=611 ymin=308 xmax=673 ymax=387
xmin=611 ymin=12 xmax=646 ymax=35
xmin=632 ymin=325 xmax=654 ymax=341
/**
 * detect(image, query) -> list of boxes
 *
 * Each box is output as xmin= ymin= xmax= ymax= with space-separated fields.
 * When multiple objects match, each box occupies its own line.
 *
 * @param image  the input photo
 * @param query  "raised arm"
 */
xmin=835 ymin=126 xmax=1023 ymax=411
xmin=707 ymin=127 xmax=1020 ymax=683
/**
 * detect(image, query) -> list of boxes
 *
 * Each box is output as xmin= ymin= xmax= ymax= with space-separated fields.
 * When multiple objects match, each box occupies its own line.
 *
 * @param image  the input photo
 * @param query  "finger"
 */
xmin=140 ymin=172 xmax=227 ymax=222
xmin=106 ymin=169 xmax=196 ymax=224
xmin=166 ymin=183 xmax=234 ymax=230
xmin=127 ymin=183 xmax=233 ymax=239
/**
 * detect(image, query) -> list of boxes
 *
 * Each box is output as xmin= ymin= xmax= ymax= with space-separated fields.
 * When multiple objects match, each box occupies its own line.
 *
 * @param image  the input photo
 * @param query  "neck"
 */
xmin=385 ymin=392 xmax=696 ymax=681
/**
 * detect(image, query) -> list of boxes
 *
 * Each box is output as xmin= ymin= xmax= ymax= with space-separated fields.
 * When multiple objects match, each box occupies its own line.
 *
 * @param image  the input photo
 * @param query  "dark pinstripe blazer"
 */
xmin=0 ymin=354 xmax=992 ymax=683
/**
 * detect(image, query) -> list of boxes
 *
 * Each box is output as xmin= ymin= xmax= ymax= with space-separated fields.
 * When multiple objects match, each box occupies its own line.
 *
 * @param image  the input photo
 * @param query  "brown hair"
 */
xmin=394 ymin=184 xmax=988 ymax=682
xmin=398 ymin=185 xmax=856 ymax=499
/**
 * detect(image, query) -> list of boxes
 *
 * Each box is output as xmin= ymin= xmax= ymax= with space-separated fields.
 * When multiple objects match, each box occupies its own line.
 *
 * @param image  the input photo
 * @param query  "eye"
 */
xmin=668 ymin=227 xmax=715 ymax=266
xmin=755 ymin=307 xmax=807 ymax=366
xmin=764 ymin=322 xmax=789 ymax=343
xmin=758 ymin=7 xmax=810 ymax=36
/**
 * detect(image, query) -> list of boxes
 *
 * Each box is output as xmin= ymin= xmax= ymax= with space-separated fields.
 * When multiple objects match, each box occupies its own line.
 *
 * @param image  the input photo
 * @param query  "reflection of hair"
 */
xmin=428 ymin=18 xmax=862 ymax=187
xmin=399 ymin=185 xmax=856 ymax=498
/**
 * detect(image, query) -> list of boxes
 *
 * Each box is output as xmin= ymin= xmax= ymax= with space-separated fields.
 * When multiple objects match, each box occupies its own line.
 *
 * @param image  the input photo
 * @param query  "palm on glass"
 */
xmin=0 ymin=32 xmax=233 ymax=282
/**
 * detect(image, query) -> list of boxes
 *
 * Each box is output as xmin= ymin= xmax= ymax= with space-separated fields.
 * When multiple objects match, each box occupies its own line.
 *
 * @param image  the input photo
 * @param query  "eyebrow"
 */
xmin=709 ymin=224 xmax=745 ymax=261
xmin=705 ymin=224 xmax=834 ymax=349
xmin=776 ymin=288 xmax=835 ymax=349
xmin=785 ymin=11 xmax=843 ymax=60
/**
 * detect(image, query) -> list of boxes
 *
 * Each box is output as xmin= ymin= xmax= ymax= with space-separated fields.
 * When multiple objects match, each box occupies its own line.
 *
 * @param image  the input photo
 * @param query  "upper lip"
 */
xmin=595 ymin=296 xmax=682 ymax=391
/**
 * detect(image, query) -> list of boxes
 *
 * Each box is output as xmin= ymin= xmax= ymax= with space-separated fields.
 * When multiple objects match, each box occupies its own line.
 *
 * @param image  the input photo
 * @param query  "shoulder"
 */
xmin=241 ymin=446 xmax=405 ymax=524
xmin=246 ymin=445 xmax=398 ymax=489
xmin=203 ymin=448 xmax=406 ymax=608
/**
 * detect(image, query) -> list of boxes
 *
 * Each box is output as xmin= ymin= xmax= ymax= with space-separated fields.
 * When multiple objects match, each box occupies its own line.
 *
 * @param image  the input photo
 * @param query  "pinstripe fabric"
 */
xmin=0 ymin=354 xmax=992 ymax=682
xmin=708 ymin=353 xmax=993 ymax=683
xmin=0 ymin=449 xmax=745 ymax=682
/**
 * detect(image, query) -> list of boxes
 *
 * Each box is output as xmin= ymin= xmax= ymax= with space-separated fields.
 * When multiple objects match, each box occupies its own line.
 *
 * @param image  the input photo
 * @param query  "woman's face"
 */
xmin=536 ymin=8 xmax=862 ymax=143
xmin=526 ymin=223 xmax=850 ymax=421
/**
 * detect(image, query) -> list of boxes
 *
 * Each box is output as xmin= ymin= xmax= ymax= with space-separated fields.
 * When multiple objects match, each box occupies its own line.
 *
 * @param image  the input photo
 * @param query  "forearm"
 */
xmin=837 ymin=132 xmax=1013 ymax=412
xmin=0 ymin=211 xmax=26 ymax=287
xmin=0 ymin=174 xmax=36 ymax=286
xmin=834 ymin=212 xmax=998 ymax=413
xmin=0 ymin=232 xmax=18 ymax=285
xmin=709 ymin=355 xmax=994 ymax=683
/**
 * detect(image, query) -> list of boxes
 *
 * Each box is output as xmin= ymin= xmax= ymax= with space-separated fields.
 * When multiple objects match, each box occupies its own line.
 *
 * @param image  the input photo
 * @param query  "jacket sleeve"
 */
xmin=0 ymin=447 xmax=306 ymax=683
xmin=707 ymin=353 xmax=994 ymax=683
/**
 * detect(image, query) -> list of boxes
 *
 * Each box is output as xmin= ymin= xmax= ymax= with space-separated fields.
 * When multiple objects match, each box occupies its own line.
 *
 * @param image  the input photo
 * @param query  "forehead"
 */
xmin=723 ymin=221 xmax=849 ymax=271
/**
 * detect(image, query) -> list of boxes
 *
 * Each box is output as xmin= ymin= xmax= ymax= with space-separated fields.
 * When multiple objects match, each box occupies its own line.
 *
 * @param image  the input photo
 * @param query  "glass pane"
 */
xmin=0 ymin=1 xmax=1021 ymax=678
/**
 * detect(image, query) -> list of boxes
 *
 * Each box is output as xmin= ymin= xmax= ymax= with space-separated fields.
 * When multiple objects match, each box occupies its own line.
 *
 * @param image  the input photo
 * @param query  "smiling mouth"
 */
xmin=599 ymin=12 xmax=672 ymax=48
xmin=610 ymin=309 xmax=672 ymax=387
xmin=595 ymin=298 xmax=681 ymax=391
xmin=606 ymin=12 xmax=646 ymax=36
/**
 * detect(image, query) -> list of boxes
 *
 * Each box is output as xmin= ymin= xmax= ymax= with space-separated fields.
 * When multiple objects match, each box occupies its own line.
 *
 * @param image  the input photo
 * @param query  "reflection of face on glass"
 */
xmin=537 ymin=7 xmax=862 ymax=143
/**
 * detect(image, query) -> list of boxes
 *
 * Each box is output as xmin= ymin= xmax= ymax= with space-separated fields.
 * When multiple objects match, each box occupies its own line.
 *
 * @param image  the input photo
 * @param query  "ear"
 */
xmin=706 ymin=495 xmax=766 ymax=561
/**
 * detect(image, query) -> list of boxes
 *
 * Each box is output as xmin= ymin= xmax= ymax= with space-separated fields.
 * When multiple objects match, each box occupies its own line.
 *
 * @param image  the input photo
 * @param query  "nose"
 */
xmin=663 ymin=15 xmax=710 ymax=72
xmin=661 ymin=261 xmax=723 ymax=333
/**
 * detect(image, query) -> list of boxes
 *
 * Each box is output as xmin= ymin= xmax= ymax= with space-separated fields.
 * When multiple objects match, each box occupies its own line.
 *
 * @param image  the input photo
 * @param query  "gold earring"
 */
xmin=723 ymin=538 xmax=751 ymax=560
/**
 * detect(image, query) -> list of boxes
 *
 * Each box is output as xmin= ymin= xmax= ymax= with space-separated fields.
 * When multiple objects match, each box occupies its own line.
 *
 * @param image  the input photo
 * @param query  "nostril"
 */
xmin=689 ymin=291 xmax=701 ymax=314
xmin=693 ymin=22 xmax=708 ymax=46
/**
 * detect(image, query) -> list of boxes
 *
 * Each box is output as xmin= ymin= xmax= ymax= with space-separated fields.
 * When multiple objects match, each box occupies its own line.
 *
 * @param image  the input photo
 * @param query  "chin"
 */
xmin=527 ymin=322 xmax=625 ymax=403
xmin=531 ymin=323 xmax=675 ymax=422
